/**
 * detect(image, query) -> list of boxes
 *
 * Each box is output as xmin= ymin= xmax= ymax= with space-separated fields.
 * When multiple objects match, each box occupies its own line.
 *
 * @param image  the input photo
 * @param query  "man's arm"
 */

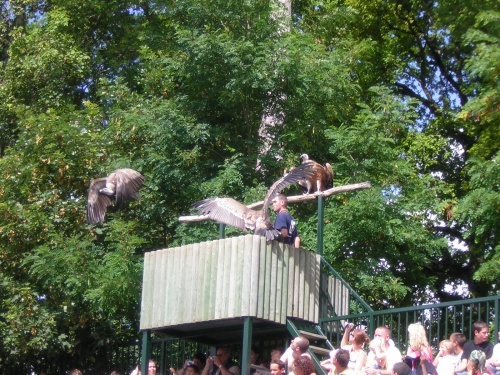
xmin=485 ymin=343 xmax=495 ymax=365
xmin=294 ymin=236 xmax=300 ymax=248
xmin=341 ymin=323 xmax=353 ymax=348
xmin=280 ymin=347 xmax=293 ymax=362
xmin=280 ymin=348 xmax=295 ymax=372
xmin=202 ymin=358 xmax=213 ymax=375
xmin=455 ymin=358 xmax=467 ymax=373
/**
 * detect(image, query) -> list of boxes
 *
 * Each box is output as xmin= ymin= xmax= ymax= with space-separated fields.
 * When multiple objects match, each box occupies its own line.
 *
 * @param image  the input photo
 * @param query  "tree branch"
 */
xmin=433 ymin=225 xmax=473 ymax=249
xmin=179 ymin=182 xmax=372 ymax=222
xmin=394 ymin=82 xmax=438 ymax=113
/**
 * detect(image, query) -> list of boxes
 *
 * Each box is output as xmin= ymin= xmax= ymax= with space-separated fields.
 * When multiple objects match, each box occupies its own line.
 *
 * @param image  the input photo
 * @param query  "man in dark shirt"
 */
xmin=272 ymin=194 xmax=300 ymax=248
xmin=455 ymin=321 xmax=494 ymax=375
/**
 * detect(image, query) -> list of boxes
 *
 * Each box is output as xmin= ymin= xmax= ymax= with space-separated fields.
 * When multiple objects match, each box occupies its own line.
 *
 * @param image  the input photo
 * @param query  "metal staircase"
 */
xmin=286 ymin=319 xmax=335 ymax=375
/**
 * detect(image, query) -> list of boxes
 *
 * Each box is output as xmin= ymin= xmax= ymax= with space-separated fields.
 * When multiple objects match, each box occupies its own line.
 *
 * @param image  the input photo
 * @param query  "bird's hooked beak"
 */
xmin=99 ymin=188 xmax=115 ymax=195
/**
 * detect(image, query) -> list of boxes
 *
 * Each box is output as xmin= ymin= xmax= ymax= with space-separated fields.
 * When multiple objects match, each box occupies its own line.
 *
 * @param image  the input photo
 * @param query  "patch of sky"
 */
xmin=382 ymin=184 xmax=402 ymax=202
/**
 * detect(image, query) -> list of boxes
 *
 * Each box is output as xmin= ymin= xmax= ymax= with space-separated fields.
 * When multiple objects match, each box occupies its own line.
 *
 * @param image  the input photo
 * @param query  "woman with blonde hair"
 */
xmin=404 ymin=322 xmax=434 ymax=374
xmin=407 ymin=322 xmax=433 ymax=361
xmin=341 ymin=323 xmax=370 ymax=374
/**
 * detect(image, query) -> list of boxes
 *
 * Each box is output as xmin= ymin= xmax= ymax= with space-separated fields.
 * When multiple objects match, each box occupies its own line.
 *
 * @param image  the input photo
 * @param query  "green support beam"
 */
xmin=241 ymin=317 xmax=253 ymax=374
xmin=141 ymin=330 xmax=151 ymax=375
xmin=316 ymin=195 xmax=325 ymax=256
xmin=219 ymin=223 xmax=226 ymax=239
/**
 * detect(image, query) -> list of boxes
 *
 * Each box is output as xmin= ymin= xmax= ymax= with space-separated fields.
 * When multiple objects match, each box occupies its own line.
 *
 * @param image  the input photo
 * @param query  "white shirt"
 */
xmin=280 ymin=348 xmax=311 ymax=375
xmin=436 ymin=355 xmax=461 ymax=375
xmin=366 ymin=345 xmax=402 ymax=371
xmin=386 ymin=345 xmax=403 ymax=371
xmin=492 ymin=343 xmax=500 ymax=369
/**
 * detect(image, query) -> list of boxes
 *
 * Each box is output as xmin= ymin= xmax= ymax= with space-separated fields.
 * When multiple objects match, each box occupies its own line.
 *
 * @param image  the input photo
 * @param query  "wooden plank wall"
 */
xmin=319 ymin=273 xmax=351 ymax=318
xmin=140 ymin=235 xmax=322 ymax=330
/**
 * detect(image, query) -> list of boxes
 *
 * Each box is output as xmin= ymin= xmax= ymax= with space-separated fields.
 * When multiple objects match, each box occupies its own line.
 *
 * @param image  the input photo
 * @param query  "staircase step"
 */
xmin=309 ymin=345 xmax=332 ymax=357
xmin=298 ymin=330 xmax=327 ymax=341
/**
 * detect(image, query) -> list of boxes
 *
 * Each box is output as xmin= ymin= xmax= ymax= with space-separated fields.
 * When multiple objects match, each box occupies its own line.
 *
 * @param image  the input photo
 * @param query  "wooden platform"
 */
xmin=140 ymin=234 xmax=349 ymax=344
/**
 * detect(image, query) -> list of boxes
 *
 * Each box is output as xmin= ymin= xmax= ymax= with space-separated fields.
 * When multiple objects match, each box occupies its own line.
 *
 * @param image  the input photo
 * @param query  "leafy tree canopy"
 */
xmin=0 ymin=0 xmax=498 ymax=369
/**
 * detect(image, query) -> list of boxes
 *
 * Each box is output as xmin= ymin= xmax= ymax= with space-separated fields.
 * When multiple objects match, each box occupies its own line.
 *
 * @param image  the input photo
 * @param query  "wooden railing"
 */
xmin=140 ymin=235 xmax=328 ymax=330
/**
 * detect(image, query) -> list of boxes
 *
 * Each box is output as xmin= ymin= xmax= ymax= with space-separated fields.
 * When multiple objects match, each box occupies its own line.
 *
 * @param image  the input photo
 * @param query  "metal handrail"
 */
xmin=318 ymin=295 xmax=500 ymax=351
xmin=320 ymin=257 xmax=373 ymax=313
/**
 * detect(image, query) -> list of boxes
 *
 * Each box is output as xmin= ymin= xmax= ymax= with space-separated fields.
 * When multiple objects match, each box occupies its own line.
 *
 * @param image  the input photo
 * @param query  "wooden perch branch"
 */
xmin=178 ymin=181 xmax=371 ymax=223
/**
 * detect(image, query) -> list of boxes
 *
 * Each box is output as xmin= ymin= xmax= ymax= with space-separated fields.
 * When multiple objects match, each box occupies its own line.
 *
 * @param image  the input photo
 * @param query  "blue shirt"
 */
xmin=274 ymin=211 xmax=298 ymax=246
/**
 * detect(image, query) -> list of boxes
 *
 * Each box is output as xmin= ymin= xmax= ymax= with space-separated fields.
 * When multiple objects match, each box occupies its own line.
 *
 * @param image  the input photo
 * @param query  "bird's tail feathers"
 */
xmin=254 ymin=227 xmax=280 ymax=242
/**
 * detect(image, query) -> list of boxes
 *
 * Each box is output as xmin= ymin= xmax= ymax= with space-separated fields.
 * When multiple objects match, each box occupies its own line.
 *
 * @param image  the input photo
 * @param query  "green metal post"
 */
xmin=219 ymin=223 xmax=226 ymax=239
xmin=141 ymin=330 xmax=151 ymax=375
xmin=317 ymin=195 xmax=325 ymax=255
xmin=495 ymin=298 xmax=499 ymax=342
xmin=241 ymin=317 xmax=253 ymax=375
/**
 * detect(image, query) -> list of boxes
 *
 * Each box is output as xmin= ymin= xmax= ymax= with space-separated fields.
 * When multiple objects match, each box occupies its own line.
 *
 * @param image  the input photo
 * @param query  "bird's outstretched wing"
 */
xmin=87 ymin=178 xmax=112 ymax=224
xmin=261 ymin=162 xmax=316 ymax=213
xmin=114 ymin=168 xmax=146 ymax=207
xmin=193 ymin=198 xmax=250 ymax=231
xmin=86 ymin=168 xmax=145 ymax=225
xmin=192 ymin=163 xmax=314 ymax=240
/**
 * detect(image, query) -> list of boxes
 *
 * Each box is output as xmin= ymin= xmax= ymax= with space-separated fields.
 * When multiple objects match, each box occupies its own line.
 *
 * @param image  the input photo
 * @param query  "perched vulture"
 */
xmin=298 ymin=153 xmax=333 ymax=194
xmin=193 ymin=163 xmax=315 ymax=241
xmin=86 ymin=168 xmax=145 ymax=224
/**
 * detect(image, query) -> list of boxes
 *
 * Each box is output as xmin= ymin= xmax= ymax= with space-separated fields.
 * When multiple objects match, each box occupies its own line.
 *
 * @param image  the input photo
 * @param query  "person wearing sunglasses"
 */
xmin=202 ymin=347 xmax=240 ymax=375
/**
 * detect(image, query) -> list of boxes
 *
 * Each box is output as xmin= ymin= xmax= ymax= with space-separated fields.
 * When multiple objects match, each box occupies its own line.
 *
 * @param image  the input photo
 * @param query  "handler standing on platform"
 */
xmin=272 ymin=194 xmax=300 ymax=248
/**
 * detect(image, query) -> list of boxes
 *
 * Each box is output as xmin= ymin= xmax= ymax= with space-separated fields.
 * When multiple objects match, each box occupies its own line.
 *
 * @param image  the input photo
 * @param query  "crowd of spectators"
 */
xmin=39 ymin=321 xmax=499 ymax=375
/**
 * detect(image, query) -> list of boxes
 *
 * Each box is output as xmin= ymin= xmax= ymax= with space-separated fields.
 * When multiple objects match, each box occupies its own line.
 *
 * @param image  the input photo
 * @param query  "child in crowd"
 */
xmin=434 ymin=340 xmax=458 ymax=375
xmin=467 ymin=350 xmax=487 ymax=375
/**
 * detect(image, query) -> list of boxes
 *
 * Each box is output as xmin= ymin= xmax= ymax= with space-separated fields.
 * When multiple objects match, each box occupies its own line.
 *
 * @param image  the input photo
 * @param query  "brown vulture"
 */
xmin=298 ymin=153 xmax=333 ymax=194
xmin=86 ymin=168 xmax=145 ymax=224
xmin=193 ymin=162 xmax=315 ymax=241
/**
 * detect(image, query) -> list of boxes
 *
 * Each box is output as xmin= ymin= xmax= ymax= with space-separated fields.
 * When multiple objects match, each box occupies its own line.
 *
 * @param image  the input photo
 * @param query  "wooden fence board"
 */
xmin=139 ymin=235 xmax=339 ymax=330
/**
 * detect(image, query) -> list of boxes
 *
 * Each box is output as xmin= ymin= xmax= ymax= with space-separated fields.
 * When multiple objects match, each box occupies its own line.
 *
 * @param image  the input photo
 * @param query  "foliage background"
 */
xmin=0 ymin=0 xmax=498 ymax=372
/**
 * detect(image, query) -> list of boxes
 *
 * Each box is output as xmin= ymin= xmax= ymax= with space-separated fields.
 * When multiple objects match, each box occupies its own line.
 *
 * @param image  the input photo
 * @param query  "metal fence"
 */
xmin=319 ymin=258 xmax=373 ymax=320
xmin=149 ymin=337 xmax=210 ymax=375
xmin=148 ymin=335 xmax=290 ymax=374
xmin=0 ymin=340 xmax=142 ymax=375
xmin=319 ymin=295 xmax=500 ymax=353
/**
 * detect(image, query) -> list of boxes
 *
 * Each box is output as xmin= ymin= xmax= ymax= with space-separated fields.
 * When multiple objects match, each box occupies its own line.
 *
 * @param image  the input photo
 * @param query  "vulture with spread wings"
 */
xmin=193 ymin=163 xmax=315 ymax=241
xmin=86 ymin=168 xmax=145 ymax=224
